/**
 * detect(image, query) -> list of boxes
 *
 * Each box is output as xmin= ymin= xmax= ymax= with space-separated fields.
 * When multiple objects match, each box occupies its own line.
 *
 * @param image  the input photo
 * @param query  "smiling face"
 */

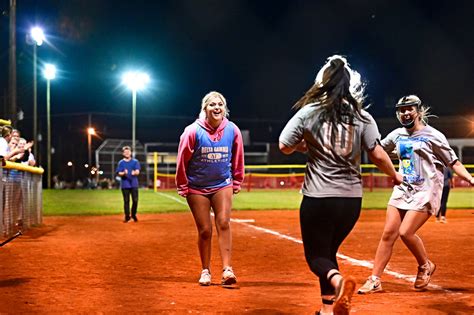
xmin=203 ymin=95 xmax=227 ymax=126
xmin=122 ymin=148 xmax=132 ymax=159
xmin=396 ymin=105 xmax=420 ymax=129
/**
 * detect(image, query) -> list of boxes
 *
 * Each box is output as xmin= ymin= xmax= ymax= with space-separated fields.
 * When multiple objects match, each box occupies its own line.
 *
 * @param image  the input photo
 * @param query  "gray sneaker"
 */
xmin=414 ymin=260 xmax=436 ymax=289
xmin=334 ymin=276 xmax=356 ymax=315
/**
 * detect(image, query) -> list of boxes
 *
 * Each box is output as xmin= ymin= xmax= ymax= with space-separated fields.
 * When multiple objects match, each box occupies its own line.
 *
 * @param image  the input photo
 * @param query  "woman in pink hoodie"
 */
xmin=176 ymin=91 xmax=245 ymax=286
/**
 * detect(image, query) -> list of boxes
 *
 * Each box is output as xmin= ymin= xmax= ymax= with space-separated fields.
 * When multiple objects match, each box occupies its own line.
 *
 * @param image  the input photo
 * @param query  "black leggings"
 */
xmin=300 ymin=196 xmax=361 ymax=295
xmin=437 ymin=186 xmax=450 ymax=217
xmin=122 ymin=188 xmax=139 ymax=218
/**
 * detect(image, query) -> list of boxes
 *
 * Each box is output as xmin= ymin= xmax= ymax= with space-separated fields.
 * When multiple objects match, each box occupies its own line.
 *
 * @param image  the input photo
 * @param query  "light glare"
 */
xmin=31 ymin=27 xmax=45 ymax=46
xmin=87 ymin=127 xmax=96 ymax=135
xmin=122 ymin=71 xmax=150 ymax=91
xmin=43 ymin=64 xmax=56 ymax=80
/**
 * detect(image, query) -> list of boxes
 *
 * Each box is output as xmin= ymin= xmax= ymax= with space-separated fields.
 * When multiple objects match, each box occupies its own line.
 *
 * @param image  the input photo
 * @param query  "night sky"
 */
xmin=1 ymin=0 xmax=474 ymax=175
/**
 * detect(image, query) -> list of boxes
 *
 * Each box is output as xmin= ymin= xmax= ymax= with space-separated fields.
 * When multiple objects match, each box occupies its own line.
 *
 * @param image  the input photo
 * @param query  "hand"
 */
xmin=124 ymin=169 xmax=128 ymax=175
xmin=295 ymin=140 xmax=308 ymax=153
xmin=131 ymin=170 xmax=139 ymax=176
xmin=233 ymin=187 xmax=241 ymax=194
xmin=24 ymin=141 xmax=34 ymax=151
xmin=393 ymin=173 xmax=403 ymax=186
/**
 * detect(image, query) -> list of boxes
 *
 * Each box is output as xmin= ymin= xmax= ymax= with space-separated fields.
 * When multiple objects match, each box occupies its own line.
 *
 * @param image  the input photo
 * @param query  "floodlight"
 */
xmin=30 ymin=27 xmax=45 ymax=46
xmin=43 ymin=64 xmax=56 ymax=80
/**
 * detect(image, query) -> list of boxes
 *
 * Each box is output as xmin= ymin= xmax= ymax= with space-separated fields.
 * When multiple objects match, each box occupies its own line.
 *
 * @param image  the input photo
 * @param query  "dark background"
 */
xmin=1 ymin=0 xmax=473 ymax=180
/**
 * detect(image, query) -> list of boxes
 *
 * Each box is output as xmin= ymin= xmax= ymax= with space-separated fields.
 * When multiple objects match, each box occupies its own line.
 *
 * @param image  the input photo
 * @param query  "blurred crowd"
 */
xmin=0 ymin=126 xmax=36 ymax=166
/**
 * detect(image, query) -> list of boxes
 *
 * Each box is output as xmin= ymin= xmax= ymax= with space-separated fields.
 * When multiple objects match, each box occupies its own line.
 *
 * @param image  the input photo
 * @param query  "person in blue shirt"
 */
xmin=116 ymin=146 xmax=141 ymax=222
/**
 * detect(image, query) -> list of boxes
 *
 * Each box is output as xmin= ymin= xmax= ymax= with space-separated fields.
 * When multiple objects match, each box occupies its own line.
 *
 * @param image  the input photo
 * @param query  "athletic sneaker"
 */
xmin=414 ymin=260 xmax=436 ymax=289
xmin=221 ymin=266 xmax=237 ymax=285
xmin=333 ymin=276 xmax=356 ymax=315
xmin=358 ymin=276 xmax=383 ymax=294
xmin=198 ymin=269 xmax=211 ymax=286
xmin=440 ymin=216 xmax=447 ymax=224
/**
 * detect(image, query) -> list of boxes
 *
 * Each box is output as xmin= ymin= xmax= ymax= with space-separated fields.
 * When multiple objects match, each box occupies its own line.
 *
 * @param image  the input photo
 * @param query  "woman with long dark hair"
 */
xmin=279 ymin=55 xmax=403 ymax=315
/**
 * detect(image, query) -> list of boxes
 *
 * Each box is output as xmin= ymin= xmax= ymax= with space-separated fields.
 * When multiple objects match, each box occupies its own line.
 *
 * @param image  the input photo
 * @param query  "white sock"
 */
xmin=370 ymin=275 xmax=380 ymax=281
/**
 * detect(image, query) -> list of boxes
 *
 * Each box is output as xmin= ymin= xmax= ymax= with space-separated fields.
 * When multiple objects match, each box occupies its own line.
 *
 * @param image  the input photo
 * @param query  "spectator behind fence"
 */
xmin=0 ymin=126 xmax=33 ymax=161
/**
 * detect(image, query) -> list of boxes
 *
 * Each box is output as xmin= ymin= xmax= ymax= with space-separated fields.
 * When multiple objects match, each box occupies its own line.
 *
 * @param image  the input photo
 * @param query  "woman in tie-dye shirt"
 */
xmin=359 ymin=95 xmax=474 ymax=295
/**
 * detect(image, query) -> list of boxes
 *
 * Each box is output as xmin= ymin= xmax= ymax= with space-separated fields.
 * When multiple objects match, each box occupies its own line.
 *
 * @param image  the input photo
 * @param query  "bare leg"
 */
xmin=187 ymin=194 xmax=212 ymax=270
xmin=372 ymin=206 xmax=405 ymax=277
xmin=398 ymin=209 xmax=431 ymax=265
xmin=211 ymin=187 xmax=233 ymax=268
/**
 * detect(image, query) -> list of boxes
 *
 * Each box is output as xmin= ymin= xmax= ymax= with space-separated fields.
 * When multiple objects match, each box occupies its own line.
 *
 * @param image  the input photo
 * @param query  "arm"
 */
xmin=279 ymin=109 xmax=305 ymax=155
xmin=175 ymin=125 xmax=196 ymax=197
xmin=451 ymin=160 xmax=474 ymax=186
xmin=231 ymin=125 xmax=245 ymax=194
xmin=367 ymin=144 xmax=403 ymax=185
xmin=279 ymin=140 xmax=307 ymax=155
xmin=116 ymin=161 xmax=127 ymax=177
xmin=4 ymin=147 xmax=24 ymax=161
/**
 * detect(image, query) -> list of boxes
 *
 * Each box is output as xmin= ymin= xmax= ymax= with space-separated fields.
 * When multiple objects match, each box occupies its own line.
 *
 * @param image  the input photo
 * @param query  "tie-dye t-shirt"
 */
xmin=381 ymin=125 xmax=458 ymax=214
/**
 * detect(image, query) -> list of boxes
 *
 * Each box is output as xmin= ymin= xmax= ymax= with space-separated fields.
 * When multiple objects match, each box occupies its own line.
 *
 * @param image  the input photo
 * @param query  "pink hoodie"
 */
xmin=176 ymin=117 xmax=245 ymax=197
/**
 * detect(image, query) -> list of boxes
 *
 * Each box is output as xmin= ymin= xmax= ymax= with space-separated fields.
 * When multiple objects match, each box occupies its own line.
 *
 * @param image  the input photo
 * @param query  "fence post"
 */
xmin=153 ymin=152 xmax=158 ymax=192
xmin=370 ymin=172 xmax=374 ymax=192
xmin=247 ymin=173 xmax=252 ymax=192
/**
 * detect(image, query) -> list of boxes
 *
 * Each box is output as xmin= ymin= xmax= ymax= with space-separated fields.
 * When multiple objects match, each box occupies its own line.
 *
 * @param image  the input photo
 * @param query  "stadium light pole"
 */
xmin=87 ymin=127 xmax=96 ymax=173
xmin=28 ymin=26 xmax=45 ymax=161
xmin=43 ymin=63 xmax=56 ymax=189
xmin=122 ymin=71 xmax=150 ymax=157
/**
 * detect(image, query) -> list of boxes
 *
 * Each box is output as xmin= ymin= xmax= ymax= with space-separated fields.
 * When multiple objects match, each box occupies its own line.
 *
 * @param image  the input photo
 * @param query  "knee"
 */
xmin=381 ymin=229 xmax=398 ymax=243
xmin=216 ymin=218 xmax=230 ymax=231
xmin=398 ymin=228 xmax=413 ymax=240
xmin=198 ymin=226 xmax=212 ymax=240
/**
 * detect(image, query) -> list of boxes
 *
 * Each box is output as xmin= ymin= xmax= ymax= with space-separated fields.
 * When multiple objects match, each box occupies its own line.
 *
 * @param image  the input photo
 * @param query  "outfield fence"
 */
xmin=153 ymin=164 xmax=474 ymax=192
xmin=0 ymin=162 xmax=43 ymax=240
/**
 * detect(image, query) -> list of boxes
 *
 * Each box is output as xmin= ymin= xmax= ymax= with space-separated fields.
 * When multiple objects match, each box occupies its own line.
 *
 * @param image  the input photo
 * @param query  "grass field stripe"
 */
xmin=236 ymin=221 xmax=452 ymax=293
xmin=157 ymin=192 xmax=188 ymax=205
xmin=156 ymin=192 xmax=452 ymax=293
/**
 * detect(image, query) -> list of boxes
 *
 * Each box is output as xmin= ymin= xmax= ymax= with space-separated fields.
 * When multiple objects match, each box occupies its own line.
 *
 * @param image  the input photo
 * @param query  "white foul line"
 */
xmin=157 ymin=191 xmax=451 ymax=293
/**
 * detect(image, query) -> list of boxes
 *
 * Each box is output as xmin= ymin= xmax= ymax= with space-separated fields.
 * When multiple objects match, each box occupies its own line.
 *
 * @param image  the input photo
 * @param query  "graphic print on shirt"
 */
xmin=322 ymin=122 xmax=354 ymax=157
xmin=198 ymin=146 xmax=230 ymax=163
xmin=398 ymin=137 xmax=427 ymax=184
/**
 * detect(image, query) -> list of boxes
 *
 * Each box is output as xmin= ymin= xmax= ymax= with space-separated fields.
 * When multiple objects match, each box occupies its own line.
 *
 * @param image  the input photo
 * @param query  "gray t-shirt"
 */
xmin=382 ymin=125 xmax=458 ymax=214
xmin=279 ymin=105 xmax=380 ymax=198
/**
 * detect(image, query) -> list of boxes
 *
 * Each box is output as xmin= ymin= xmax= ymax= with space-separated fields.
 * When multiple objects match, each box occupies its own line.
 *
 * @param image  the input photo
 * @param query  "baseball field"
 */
xmin=1 ymin=188 xmax=473 ymax=314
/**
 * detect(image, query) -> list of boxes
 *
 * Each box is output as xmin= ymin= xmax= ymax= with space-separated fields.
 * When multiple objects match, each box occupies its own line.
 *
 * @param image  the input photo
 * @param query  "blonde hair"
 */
xmin=199 ymin=91 xmax=229 ymax=120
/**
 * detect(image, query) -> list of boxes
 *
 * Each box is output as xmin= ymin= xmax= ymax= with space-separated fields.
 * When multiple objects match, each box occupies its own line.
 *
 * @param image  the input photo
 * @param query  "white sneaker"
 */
xmin=440 ymin=216 xmax=447 ymax=224
xmin=221 ymin=266 xmax=237 ymax=285
xmin=357 ymin=276 xmax=382 ymax=294
xmin=198 ymin=269 xmax=211 ymax=286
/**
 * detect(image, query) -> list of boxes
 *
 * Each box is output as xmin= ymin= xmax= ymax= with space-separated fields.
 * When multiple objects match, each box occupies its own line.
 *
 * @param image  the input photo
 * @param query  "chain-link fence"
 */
xmin=0 ymin=162 xmax=43 ymax=239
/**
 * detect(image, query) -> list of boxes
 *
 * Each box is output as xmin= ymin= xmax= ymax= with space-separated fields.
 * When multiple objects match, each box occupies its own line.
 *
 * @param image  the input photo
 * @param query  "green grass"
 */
xmin=43 ymin=188 xmax=473 ymax=216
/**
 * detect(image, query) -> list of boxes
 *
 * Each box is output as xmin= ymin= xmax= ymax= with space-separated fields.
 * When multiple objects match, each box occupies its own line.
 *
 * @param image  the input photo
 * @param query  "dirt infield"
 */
xmin=1 ymin=209 xmax=473 ymax=314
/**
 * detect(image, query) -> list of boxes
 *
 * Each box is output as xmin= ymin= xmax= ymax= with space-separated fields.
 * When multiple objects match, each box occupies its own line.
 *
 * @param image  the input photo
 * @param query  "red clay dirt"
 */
xmin=1 ymin=210 xmax=473 ymax=314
